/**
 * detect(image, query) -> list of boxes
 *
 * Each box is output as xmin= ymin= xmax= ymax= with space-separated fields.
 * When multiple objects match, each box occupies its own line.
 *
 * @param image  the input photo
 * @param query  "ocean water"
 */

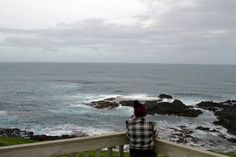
xmin=0 ymin=63 xmax=235 ymax=150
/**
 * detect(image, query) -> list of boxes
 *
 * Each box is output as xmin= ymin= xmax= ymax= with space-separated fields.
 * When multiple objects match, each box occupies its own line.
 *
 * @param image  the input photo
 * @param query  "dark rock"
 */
xmin=0 ymin=128 xmax=33 ymax=138
xmin=30 ymin=134 xmax=78 ymax=141
xmin=197 ymin=100 xmax=236 ymax=135
xmin=169 ymin=126 xmax=198 ymax=144
xmin=218 ymin=133 xmax=227 ymax=139
xmin=221 ymin=100 xmax=236 ymax=105
xmin=227 ymin=138 xmax=236 ymax=143
xmin=88 ymin=98 xmax=202 ymax=117
xmin=146 ymin=99 xmax=202 ymax=117
xmin=158 ymin=94 xmax=173 ymax=99
xmin=87 ymin=100 xmax=119 ymax=109
xmin=176 ymin=138 xmax=188 ymax=144
xmin=0 ymin=128 xmax=87 ymax=141
xmin=196 ymin=101 xmax=223 ymax=112
xmin=191 ymin=137 xmax=201 ymax=144
xmin=213 ymin=107 xmax=236 ymax=135
xmin=196 ymin=126 xmax=219 ymax=133
xmin=119 ymin=100 xmax=135 ymax=107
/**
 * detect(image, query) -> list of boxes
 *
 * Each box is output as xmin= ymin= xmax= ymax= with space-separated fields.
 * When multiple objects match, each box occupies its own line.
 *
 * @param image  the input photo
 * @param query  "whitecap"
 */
xmin=0 ymin=111 xmax=7 ymax=116
xmin=117 ymin=94 xmax=159 ymax=101
xmin=40 ymin=124 xmax=114 ymax=136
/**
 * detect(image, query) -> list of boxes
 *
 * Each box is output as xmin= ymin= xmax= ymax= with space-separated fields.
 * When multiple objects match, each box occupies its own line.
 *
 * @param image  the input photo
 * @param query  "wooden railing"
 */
xmin=0 ymin=132 xmax=228 ymax=157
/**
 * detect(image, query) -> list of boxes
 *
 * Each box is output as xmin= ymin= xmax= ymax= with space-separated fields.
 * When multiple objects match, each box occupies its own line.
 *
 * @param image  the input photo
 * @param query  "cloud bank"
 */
xmin=0 ymin=0 xmax=235 ymax=64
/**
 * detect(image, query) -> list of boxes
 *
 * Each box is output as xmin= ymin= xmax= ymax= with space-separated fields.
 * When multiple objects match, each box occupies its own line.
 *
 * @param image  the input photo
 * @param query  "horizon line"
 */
xmin=0 ymin=61 xmax=235 ymax=66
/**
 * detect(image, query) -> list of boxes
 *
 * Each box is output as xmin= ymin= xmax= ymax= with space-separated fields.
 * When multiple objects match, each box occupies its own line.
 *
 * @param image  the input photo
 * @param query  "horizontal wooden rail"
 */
xmin=156 ymin=139 xmax=228 ymax=157
xmin=0 ymin=132 xmax=228 ymax=157
xmin=0 ymin=132 xmax=128 ymax=157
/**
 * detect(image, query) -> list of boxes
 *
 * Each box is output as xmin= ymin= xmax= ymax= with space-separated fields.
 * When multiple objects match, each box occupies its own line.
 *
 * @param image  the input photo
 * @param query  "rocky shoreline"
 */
xmin=86 ymin=94 xmax=236 ymax=136
xmin=1 ymin=125 xmax=235 ymax=151
xmin=0 ymin=128 xmax=87 ymax=141
xmin=196 ymin=100 xmax=236 ymax=135
xmin=1 ymin=94 xmax=235 ymax=151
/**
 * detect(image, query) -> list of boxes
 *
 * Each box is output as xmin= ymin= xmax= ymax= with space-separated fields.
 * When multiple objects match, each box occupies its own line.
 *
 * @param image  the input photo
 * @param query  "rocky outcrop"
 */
xmin=169 ymin=126 xmax=200 ymax=144
xmin=119 ymin=100 xmax=135 ymax=107
xmin=196 ymin=101 xmax=224 ymax=112
xmin=87 ymin=98 xmax=202 ymax=117
xmin=195 ymin=126 xmax=219 ymax=133
xmin=0 ymin=128 xmax=33 ymax=138
xmin=0 ymin=128 xmax=86 ymax=141
xmin=197 ymin=100 xmax=236 ymax=135
xmin=146 ymin=99 xmax=202 ymax=117
xmin=87 ymin=98 xmax=119 ymax=109
xmin=158 ymin=94 xmax=173 ymax=99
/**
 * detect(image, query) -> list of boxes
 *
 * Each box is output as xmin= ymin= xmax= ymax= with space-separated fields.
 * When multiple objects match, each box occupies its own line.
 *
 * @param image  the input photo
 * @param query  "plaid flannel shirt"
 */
xmin=126 ymin=116 xmax=157 ymax=150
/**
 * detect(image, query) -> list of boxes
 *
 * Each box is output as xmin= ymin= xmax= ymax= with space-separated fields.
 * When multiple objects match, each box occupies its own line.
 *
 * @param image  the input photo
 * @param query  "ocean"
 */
xmin=0 ymin=63 xmax=235 ymax=150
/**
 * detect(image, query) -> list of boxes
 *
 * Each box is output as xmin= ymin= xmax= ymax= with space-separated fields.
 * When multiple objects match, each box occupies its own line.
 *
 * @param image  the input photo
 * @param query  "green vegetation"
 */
xmin=213 ymin=151 xmax=236 ymax=157
xmin=0 ymin=136 xmax=36 ymax=146
xmin=224 ymin=152 xmax=236 ymax=157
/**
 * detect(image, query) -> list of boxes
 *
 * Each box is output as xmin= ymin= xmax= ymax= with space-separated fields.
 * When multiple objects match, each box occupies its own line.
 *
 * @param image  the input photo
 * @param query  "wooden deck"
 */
xmin=0 ymin=132 xmax=228 ymax=157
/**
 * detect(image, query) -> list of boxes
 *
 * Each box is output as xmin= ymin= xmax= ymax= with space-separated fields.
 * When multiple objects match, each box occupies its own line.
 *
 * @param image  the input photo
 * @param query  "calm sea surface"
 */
xmin=0 ymin=63 xmax=235 ymax=150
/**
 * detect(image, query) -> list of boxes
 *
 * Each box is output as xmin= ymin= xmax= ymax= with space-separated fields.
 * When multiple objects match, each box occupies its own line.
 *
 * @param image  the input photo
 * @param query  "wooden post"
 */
xmin=70 ymin=152 xmax=77 ymax=157
xmin=119 ymin=145 xmax=124 ymax=157
xmin=108 ymin=147 xmax=113 ymax=157
xmin=84 ymin=151 xmax=89 ymax=157
xmin=96 ymin=149 xmax=101 ymax=157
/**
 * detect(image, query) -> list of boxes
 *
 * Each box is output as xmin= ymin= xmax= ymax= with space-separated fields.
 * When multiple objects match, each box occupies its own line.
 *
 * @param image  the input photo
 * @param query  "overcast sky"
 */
xmin=0 ymin=0 xmax=235 ymax=64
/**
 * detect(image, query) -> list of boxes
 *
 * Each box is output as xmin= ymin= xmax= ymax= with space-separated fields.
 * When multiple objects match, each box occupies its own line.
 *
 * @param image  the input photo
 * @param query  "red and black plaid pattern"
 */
xmin=126 ymin=116 xmax=156 ymax=150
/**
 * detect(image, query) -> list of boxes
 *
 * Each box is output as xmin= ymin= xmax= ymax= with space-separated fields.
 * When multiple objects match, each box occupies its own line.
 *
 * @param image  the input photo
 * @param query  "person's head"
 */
xmin=133 ymin=100 xmax=147 ymax=117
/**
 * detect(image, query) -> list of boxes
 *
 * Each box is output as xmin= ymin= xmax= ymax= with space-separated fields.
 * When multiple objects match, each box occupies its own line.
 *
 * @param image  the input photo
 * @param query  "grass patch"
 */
xmin=0 ymin=136 xmax=36 ymax=146
xmin=214 ymin=151 xmax=236 ymax=157
xmin=225 ymin=152 xmax=236 ymax=157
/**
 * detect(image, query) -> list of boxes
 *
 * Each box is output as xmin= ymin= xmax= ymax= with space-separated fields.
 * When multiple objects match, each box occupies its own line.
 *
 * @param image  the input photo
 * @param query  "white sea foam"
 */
xmin=41 ymin=124 xmax=114 ymax=136
xmin=178 ymin=98 xmax=202 ymax=106
xmin=116 ymin=94 xmax=163 ymax=102
xmin=57 ymin=84 xmax=78 ymax=88
xmin=71 ymin=93 xmax=164 ymax=104
xmin=0 ymin=111 xmax=7 ymax=116
xmin=71 ymin=93 xmax=120 ymax=102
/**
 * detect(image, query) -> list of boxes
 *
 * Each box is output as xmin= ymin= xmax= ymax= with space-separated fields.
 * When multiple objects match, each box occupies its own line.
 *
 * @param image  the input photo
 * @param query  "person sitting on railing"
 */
xmin=126 ymin=100 xmax=157 ymax=157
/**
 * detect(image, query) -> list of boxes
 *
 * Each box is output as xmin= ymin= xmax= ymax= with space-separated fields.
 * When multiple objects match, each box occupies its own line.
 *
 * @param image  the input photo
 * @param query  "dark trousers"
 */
xmin=130 ymin=148 xmax=156 ymax=157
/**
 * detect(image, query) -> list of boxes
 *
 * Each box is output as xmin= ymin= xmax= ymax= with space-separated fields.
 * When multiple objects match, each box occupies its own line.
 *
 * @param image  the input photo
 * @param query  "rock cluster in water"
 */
xmin=86 ymin=94 xmax=202 ymax=117
xmin=196 ymin=100 xmax=236 ymax=135
xmin=86 ymin=94 xmax=236 ymax=137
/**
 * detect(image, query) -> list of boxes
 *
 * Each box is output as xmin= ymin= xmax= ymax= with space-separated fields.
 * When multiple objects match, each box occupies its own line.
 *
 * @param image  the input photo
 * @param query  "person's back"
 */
xmin=126 ymin=100 xmax=156 ymax=157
